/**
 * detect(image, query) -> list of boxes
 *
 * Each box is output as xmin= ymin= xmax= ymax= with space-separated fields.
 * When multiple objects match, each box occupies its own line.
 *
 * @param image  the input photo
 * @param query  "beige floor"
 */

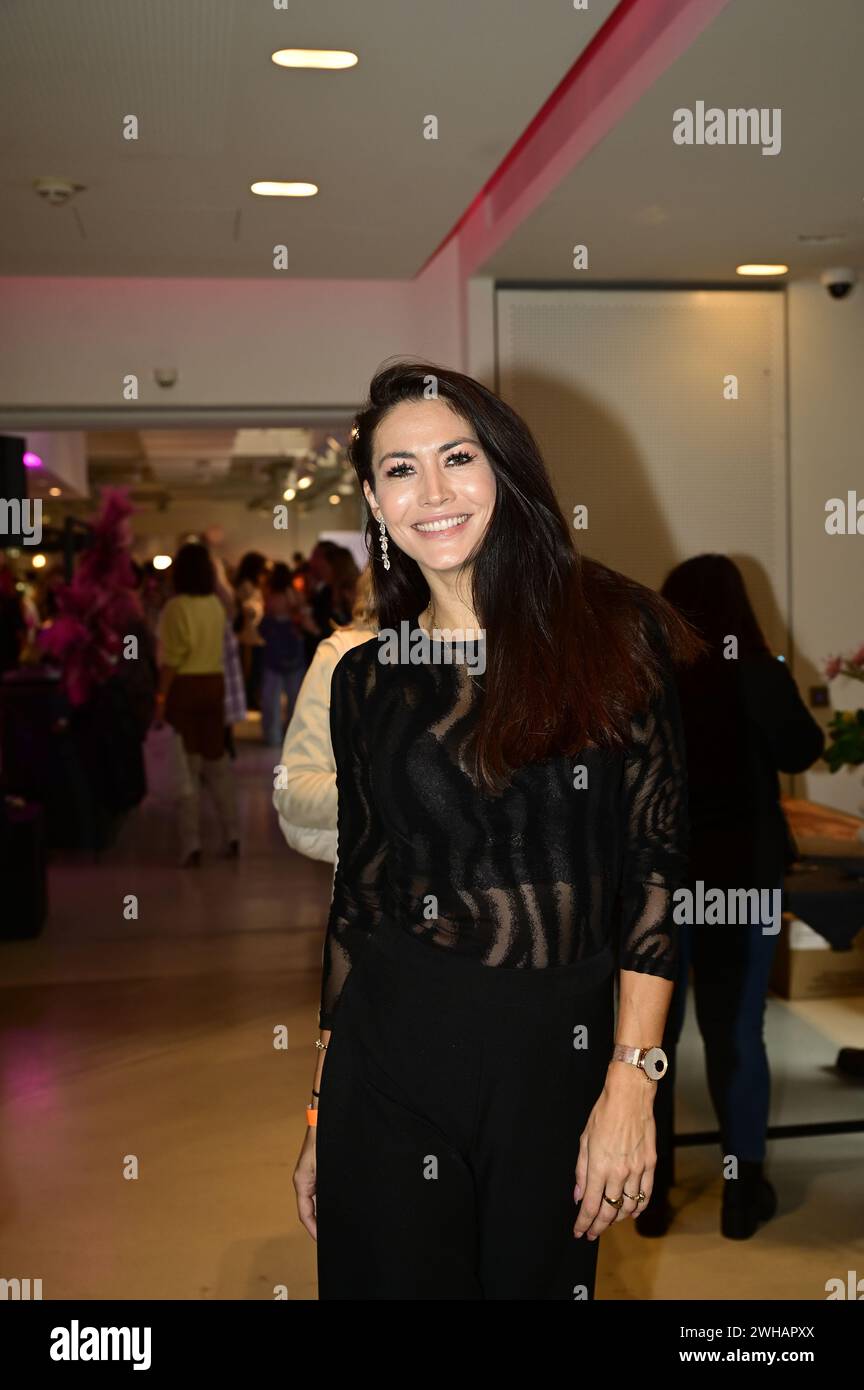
xmin=1 ymin=739 xmax=862 ymax=1301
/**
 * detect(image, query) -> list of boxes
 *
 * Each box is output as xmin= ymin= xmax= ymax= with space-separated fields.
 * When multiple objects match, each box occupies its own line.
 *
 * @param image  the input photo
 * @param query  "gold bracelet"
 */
xmin=315 ymin=1039 xmax=328 ymax=1050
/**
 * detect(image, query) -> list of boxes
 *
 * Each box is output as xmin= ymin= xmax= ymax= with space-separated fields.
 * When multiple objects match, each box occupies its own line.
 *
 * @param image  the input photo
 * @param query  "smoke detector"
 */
xmin=33 ymin=177 xmax=85 ymax=207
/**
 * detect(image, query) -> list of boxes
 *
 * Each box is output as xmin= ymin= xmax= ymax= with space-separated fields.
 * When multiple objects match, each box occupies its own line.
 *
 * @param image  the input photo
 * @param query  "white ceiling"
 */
xmin=480 ymin=0 xmax=864 ymax=282
xmin=75 ymin=426 xmax=356 ymax=506
xmin=0 ymin=0 xmax=859 ymax=285
xmin=0 ymin=0 xmax=615 ymax=278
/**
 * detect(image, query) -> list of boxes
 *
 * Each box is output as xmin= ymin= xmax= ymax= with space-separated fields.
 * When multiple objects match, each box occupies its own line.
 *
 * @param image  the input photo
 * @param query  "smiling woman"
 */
xmin=347 ymin=360 xmax=703 ymax=793
xmin=293 ymin=359 xmax=707 ymax=1302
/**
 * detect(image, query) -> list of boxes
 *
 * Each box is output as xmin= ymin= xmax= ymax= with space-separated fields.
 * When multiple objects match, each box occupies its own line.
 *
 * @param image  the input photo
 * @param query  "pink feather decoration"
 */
xmin=38 ymin=489 xmax=142 ymax=706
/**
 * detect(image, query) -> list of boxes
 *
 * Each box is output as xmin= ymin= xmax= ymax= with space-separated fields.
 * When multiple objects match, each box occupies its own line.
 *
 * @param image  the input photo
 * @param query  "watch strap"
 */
xmin=612 ymin=1043 xmax=668 ymax=1080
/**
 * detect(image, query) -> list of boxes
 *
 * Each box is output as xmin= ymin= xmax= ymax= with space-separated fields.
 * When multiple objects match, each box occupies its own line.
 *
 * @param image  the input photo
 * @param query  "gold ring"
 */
xmin=623 ymin=1190 xmax=647 ymax=1203
xmin=602 ymin=1192 xmax=624 ymax=1209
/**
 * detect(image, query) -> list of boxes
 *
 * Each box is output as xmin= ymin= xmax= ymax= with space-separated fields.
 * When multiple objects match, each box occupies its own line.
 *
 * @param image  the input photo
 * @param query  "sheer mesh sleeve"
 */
xmin=318 ymin=653 xmax=388 ymax=1031
xmin=616 ymin=651 xmax=690 ymax=981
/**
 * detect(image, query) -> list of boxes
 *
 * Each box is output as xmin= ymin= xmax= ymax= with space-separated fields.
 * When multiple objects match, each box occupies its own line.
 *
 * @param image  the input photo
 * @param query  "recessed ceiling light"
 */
xmin=32 ymin=554 xmax=47 ymax=569
xmin=328 ymin=494 xmax=341 ymax=505
xmin=250 ymin=181 xmax=318 ymax=198
xmin=736 ymin=264 xmax=788 ymax=276
xmin=271 ymin=49 xmax=358 ymax=70
xmin=283 ymin=487 xmax=296 ymax=501
xmin=297 ymin=475 xmax=313 ymax=490
xmin=49 ymin=486 xmax=62 ymax=496
xmin=152 ymin=555 xmax=172 ymax=571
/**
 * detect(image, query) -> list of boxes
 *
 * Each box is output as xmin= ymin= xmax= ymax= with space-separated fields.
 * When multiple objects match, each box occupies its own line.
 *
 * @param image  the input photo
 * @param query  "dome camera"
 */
xmin=820 ymin=268 xmax=857 ymax=300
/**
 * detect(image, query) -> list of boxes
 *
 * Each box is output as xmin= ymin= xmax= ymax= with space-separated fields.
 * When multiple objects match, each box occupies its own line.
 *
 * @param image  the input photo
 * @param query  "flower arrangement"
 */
xmin=823 ymin=644 xmax=864 ymax=773
xmin=37 ymin=489 xmax=141 ymax=706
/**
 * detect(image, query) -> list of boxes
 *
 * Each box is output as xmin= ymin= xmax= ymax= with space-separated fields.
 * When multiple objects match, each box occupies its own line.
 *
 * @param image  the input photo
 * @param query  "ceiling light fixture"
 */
xmin=250 ymin=181 xmax=318 ymax=197
xmin=736 ymin=263 xmax=788 ymax=276
xmin=271 ymin=49 xmax=358 ymax=70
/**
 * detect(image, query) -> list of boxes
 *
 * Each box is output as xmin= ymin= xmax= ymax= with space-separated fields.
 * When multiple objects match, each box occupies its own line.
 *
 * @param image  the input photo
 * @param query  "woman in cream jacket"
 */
xmin=273 ymin=567 xmax=375 ymax=867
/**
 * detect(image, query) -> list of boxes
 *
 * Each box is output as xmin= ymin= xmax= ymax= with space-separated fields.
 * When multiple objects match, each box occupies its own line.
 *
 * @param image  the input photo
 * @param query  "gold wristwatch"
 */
xmin=611 ymin=1043 xmax=668 ymax=1081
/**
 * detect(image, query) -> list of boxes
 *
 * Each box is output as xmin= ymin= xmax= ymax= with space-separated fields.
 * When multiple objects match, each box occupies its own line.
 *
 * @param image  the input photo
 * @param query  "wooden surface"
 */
xmin=783 ymin=797 xmax=864 ymax=859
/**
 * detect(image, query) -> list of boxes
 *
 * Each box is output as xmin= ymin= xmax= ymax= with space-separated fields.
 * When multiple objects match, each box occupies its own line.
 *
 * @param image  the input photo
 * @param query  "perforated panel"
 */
xmin=496 ymin=288 xmax=788 ymax=650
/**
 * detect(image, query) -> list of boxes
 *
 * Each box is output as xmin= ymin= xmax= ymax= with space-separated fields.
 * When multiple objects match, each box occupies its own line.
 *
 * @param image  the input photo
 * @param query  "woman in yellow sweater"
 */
xmin=156 ymin=542 xmax=239 ymax=867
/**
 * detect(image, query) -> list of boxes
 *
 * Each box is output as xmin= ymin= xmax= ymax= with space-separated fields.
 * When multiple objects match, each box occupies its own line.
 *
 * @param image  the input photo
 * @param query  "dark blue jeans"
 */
xmin=260 ymin=665 xmax=305 ymax=747
xmin=653 ymin=880 xmax=783 ymax=1191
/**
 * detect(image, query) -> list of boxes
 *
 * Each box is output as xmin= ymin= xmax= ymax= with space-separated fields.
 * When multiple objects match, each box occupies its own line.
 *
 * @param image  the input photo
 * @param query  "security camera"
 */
xmin=820 ymin=268 xmax=857 ymax=300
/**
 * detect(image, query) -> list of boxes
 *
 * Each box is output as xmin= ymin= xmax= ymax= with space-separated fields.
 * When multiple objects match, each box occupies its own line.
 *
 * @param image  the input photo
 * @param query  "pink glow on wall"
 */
xmin=22 ymin=451 xmax=42 ymax=468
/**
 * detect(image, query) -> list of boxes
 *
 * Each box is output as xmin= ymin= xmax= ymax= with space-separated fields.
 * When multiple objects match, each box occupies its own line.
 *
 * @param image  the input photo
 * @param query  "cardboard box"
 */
xmin=770 ymin=913 xmax=864 ymax=1000
xmin=772 ymin=800 xmax=864 ymax=997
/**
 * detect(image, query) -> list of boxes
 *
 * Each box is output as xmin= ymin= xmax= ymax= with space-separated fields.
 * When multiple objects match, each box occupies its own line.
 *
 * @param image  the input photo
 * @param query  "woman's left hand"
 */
xmin=573 ymin=1063 xmax=657 ymax=1239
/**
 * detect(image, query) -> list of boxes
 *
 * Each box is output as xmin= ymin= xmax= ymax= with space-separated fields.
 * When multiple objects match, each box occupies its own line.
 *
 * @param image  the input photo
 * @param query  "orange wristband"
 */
xmin=306 ymin=1106 xmax=318 ymax=1127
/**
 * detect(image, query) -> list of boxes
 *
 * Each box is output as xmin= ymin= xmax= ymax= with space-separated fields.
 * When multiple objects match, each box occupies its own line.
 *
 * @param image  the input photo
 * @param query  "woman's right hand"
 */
xmin=294 ymin=1125 xmax=318 ymax=1240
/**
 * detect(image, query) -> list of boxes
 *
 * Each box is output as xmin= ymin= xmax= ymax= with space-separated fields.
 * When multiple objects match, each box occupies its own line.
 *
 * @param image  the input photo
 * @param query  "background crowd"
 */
xmin=0 ymin=493 xmax=360 ymax=864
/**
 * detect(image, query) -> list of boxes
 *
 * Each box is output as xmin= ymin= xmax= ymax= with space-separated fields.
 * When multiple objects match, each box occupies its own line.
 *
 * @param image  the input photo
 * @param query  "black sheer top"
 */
xmin=318 ymin=627 xmax=689 ymax=1031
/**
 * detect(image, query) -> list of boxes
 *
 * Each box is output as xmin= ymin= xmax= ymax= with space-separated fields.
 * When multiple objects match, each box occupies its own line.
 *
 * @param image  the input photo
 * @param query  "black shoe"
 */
xmin=634 ymin=1189 xmax=674 ymax=1237
xmin=181 ymin=849 xmax=201 ymax=869
xmin=721 ymin=1162 xmax=777 ymax=1240
xmin=837 ymin=1047 xmax=864 ymax=1080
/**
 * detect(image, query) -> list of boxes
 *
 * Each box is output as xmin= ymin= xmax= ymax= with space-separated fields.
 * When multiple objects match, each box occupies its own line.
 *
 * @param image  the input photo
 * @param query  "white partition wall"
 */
xmin=496 ymin=288 xmax=789 ymax=654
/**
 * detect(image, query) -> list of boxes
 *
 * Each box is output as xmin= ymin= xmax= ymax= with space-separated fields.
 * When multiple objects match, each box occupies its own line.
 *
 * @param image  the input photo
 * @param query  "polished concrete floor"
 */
xmin=1 ymin=736 xmax=862 ymax=1301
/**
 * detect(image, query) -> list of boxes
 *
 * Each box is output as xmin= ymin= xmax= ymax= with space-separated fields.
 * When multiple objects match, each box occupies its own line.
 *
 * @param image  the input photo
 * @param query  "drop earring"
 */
xmin=378 ymin=514 xmax=390 ymax=570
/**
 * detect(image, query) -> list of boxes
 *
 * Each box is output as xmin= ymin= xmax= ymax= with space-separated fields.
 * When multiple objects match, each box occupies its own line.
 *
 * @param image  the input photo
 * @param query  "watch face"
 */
xmin=642 ymin=1047 xmax=668 ymax=1080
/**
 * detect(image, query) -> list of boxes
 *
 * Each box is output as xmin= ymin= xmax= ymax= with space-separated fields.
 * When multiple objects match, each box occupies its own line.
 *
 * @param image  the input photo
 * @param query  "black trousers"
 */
xmin=316 ymin=917 xmax=615 ymax=1300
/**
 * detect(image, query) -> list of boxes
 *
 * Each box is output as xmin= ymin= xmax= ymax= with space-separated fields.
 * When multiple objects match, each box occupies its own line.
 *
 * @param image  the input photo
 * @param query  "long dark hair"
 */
xmin=328 ymin=546 xmax=360 ymax=619
xmin=173 ymin=542 xmax=215 ymax=596
xmin=350 ymin=359 xmax=706 ymax=794
xmin=235 ymin=551 xmax=268 ymax=588
xmin=659 ymin=558 xmax=772 ymax=808
xmin=267 ymin=561 xmax=293 ymax=594
xmin=660 ymin=555 xmax=770 ymax=662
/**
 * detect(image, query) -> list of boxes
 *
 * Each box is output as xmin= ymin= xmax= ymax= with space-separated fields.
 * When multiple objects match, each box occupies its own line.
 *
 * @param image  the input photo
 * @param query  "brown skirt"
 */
xmin=165 ymin=673 xmax=225 ymax=760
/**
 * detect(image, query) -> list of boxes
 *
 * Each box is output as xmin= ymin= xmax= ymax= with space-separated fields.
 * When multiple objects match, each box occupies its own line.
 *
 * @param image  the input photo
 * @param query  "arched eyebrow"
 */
xmin=376 ymin=437 xmax=480 ymax=467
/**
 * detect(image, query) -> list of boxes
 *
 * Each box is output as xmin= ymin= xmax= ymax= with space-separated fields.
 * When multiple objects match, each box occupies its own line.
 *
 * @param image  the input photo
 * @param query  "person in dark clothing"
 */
xmin=0 ymin=575 xmax=25 ymax=676
xmin=637 ymin=554 xmax=825 ymax=1241
xmin=304 ymin=541 xmax=340 ymax=663
xmin=258 ymin=561 xmax=310 ymax=746
xmin=327 ymin=546 xmax=360 ymax=628
xmin=293 ymin=361 xmax=707 ymax=1301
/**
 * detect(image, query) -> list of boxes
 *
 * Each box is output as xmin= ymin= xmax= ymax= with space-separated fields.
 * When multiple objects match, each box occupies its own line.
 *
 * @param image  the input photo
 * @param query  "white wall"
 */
xmin=788 ymin=281 xmax=864 ymax=816
xmin=497 ymin=288 xmax=789 ymax=650
xmin=0 ymin=270 xmax=465 ymax=412
xmin=466 ymin=276 xmax=496 ymax=387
